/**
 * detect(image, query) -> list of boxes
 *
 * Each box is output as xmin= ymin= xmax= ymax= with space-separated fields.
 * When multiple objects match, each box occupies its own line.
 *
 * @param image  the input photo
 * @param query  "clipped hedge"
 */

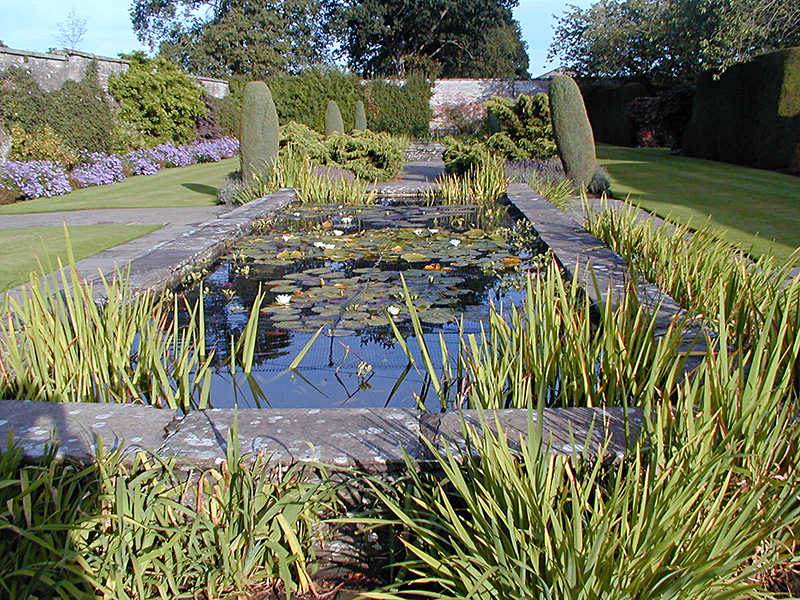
xmin=683 ymin=47 xmax=800 ymax=170
xmin=0 ymin=64 xmax=116 ymax=154
xmin=581 ymin=81 xmax=649 ymax=147
xmin=217 ymin=70 xmax=432 ymax=139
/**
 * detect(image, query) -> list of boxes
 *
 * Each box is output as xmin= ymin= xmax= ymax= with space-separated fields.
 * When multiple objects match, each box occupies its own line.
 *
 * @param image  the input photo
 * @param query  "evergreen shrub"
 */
xmin=219 ymin=69 xmax=432 ymax=138
xmin=0 ymin=64 xmax=116 ymax=154
xmin=582 ymin=81 xmax=649 ymax=146
xmin=549 ymin=75 xmax=597 ymax=188
xmin=354 ymin=100 xmax=367 ymax=131
xmin=239 ymin=81 xmax=280 ymax=184
xmin=108 ymin=52 xmax=207 ymax=144
xmin=325 ymin=100 xmax=344 ymax=135
xmin=683 ymin=46 xmax=800 ymax=170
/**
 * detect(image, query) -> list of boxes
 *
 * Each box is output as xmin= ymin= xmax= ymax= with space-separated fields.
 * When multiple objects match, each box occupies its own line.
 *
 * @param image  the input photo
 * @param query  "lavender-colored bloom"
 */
xmin=151 ymin=143 xmax=196 ymax=168
xmin=191 ymin=137 xmax=239 ymax=162
xmin=0 ymin=160 xmax=72 ymax=199
xmin=72 ymin=153 xmax=125 ymax=187
xmin=124 ymin=149 xmax=162 ymax=176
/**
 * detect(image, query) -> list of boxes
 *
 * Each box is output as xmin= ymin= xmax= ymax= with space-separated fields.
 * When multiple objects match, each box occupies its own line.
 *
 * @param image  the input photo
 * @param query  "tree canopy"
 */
xmin=330 ymin=0 xmax=529 ymax=78
xmin=129 ymin=0 xmax=530 ymax=79
xmin=548 ymin=0 xmax=800 ymax=84
xmin=130 ymin=0 xmax=332 ymax=79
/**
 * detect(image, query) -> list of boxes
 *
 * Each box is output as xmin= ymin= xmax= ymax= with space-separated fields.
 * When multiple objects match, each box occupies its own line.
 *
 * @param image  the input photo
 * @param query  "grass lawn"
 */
xmin=0 ymin=158 xmax=237 ymax=215
xmin=596 ymin=146 xmax=800 ymax=261
xmin=0 ymin=225 xmax=161 ymax=291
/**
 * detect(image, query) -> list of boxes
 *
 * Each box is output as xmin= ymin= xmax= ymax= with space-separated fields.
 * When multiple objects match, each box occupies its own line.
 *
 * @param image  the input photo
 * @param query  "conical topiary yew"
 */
xmin=354 ymin=100 xmax=367 ymax=131
xmin=240 ymin=81 xmax=279 ymax=183
xmin=549 ymin=75 xmax=597 ymax=189
xmin=325 ymin=100 xmax=344 ymax=136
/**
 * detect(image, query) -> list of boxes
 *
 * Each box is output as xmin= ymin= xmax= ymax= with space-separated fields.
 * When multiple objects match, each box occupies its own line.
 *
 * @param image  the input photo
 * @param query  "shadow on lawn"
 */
xmin=182 ymin=183 xmax=218 ymax=196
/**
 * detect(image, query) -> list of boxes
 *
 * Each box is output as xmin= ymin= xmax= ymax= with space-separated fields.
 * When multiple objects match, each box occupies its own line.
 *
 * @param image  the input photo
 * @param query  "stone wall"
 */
xmin=0 ymin=46 xmax=229 ymax=98
xmin=430 ymin=78 xmax=550 ymax=133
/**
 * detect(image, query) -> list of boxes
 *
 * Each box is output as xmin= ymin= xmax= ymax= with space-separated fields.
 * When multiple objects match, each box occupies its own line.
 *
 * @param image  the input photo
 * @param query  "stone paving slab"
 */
xmin=0 ymin=206 xmax=230 ymax=230
xmin=421 ymin=407 xmax=643 ymax=460
xmin=506 ymin=184 xmax=688 ymax=332
xmin=158 ymin=407 xmax=423 ymax=471
xmin=0 ymin=400 xmax=176 ymax=462
xmin=0 ymin=400 xmax=646 ymax=470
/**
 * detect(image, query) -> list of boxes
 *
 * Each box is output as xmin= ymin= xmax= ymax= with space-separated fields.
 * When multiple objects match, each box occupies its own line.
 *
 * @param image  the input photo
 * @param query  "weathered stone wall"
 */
xmin=430 ymin=78 xmax=550 ymax=133
xmin=0 ymin=46 xmax=229 ymax=98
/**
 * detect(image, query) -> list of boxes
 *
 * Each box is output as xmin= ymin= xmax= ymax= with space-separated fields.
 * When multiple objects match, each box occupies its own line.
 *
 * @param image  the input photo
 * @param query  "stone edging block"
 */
xmin=0 ymin=401 xmax=644 ymax=470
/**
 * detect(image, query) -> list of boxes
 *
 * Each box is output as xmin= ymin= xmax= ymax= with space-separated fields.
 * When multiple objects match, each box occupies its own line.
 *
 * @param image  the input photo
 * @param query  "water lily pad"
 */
xmin=401 ymin=252 xmax=428 ymax=262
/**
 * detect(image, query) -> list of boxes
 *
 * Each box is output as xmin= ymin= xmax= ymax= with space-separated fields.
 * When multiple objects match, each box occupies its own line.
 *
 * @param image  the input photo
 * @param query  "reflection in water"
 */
xmin=182 ymin=200 xmax=548 ymax=409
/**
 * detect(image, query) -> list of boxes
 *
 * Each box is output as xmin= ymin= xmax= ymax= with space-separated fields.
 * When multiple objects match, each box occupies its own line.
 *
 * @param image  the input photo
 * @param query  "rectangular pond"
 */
xmin=185 ymin=198 xmax=547 ymax=410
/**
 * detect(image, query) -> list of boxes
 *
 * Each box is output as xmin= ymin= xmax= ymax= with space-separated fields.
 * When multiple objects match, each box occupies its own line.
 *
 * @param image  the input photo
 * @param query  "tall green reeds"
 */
xmin=394 ymin=260 xmax=692 ymax=410
xmin=424 ymin=157 xmax=509 ymax=207
xmin=0 ymin=247 xmax=262 ymax=411
xmin=0 ymin=431 xmax=336 ymax=599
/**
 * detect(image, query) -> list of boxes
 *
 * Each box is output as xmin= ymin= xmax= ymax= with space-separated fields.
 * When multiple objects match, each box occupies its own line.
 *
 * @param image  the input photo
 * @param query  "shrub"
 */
xmin=0 ymin=160 xmax=72 ymax=199
xmin=9 ymin=126 xmax=78 ymax=166
xmin=195 ymin=95 xmax=222 ymax=139
xmin=325 ymin=100 xmax=344 ymax=135
xmin=549 ymin=75 xmax=597 ymax=189
xmin=581 ymin=81 xmax=649 ymax=147
xmin=109 ymin=52 xmax=208 ymax=144
xmin=683 ymin=47 xmax=800 ymax=170
xmin=365 ymin=73 xmax=432 ymax=137
xmin=239 ymin=81 xmax=280 ymax=184
xmin=484 ymin=93 xmax=557 ymax=159
xmin=354 ymin=99 xmax=367 ymax=131
xmin=441 ymin=136 xmax=494 ymax=174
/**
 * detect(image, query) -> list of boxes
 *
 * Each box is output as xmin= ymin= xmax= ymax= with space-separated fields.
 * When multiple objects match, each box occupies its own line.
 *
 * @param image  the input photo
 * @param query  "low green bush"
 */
xmin=108 ymin=52 xmax=208 ymax=145
xmin=9 ymin=125 xmax=78 ymax=166
xmin=280 ymin=121 xmax=407 ymax=181
xmin=441 ymin=94 xmax=556 ymax=174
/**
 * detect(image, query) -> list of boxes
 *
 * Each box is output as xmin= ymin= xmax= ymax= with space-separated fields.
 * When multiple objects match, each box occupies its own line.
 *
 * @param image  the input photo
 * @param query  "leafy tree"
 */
xmin=130 ymin=0 xmax=332 ymax=79
xmin=549 ymin=0 xmax=800 ymax=84
xmin=108 ymin=52 xmax=207 ymax=143
xmin=330 ymin=0 xmax=529 ymax=78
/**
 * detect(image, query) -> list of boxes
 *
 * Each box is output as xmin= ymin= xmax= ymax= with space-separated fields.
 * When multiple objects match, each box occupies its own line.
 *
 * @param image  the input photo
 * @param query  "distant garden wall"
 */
xmin=430 ymin=78 xmax=550 ymax=133
xmin=0 ymin=46 xmax=229 ymax=99
xmin=682 ymin=47 xmax=800 ymax=170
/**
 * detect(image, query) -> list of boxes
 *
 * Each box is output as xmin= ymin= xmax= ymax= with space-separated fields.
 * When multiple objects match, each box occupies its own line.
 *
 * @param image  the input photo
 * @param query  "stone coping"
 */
xmin=0 ymin=401 xmax=643 ymax=471
xmin=94 ymin=189 xmax=295 ymax=298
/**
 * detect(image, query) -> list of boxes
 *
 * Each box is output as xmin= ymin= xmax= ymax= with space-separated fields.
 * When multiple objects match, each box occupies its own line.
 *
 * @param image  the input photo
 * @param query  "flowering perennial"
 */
xmin=0 ymin=137 xmax=239 ymax=200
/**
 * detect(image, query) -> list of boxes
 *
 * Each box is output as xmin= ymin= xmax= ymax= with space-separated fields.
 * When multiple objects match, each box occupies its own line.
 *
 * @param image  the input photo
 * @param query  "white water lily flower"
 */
xmin=428 ymin=228 xmax=440 ymax=234
xmin=450 ymin=239 xmax=461 ymax=247
xmin=282 ymin=234 xmax=295 ymax=242
xmin=293 ymin=212 xmax=301 ymax=217
xmin=276 ymin=294 xmax=292 ymax=306
xmin=413 ymin=229 xmax=425 ymax=236
xmin=313 ymin=241 xmax=336 ymax=249
xmin=387 ymin=305 xmax=401 ymax=316
xmin=333 ymin=230 xmax=344 ymax=236
xmin=341 ymin=216 xmax=353 ymax=224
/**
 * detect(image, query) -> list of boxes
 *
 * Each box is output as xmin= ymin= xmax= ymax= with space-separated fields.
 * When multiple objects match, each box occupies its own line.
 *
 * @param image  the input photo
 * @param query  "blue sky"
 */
xmin=0 ymin=0 xmax=591 ymax=77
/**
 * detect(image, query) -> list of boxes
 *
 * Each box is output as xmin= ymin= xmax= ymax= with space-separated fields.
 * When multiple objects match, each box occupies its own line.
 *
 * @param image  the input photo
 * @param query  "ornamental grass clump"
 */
xmin=0 ymin=235 xmax=263 ymax=411
xmin=371 ymin=275 xmax=800 ymax=599
xmin=424 ymin=158 xmax=509 ymax=207
xmin=0 ymin=427 xmax=337 ymax=599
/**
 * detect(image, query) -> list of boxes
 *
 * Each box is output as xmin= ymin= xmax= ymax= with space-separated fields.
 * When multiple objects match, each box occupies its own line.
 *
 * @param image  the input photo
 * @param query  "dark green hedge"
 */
xmin=581 ymin=81 xmax=649 ymax=147
xmin=0 ymin=63 xmax=115 ymax=153
xmin=683 ymin=47 xmax=800 ymax=170
xmin=217 ymin=69 xmax=432 ymax=139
